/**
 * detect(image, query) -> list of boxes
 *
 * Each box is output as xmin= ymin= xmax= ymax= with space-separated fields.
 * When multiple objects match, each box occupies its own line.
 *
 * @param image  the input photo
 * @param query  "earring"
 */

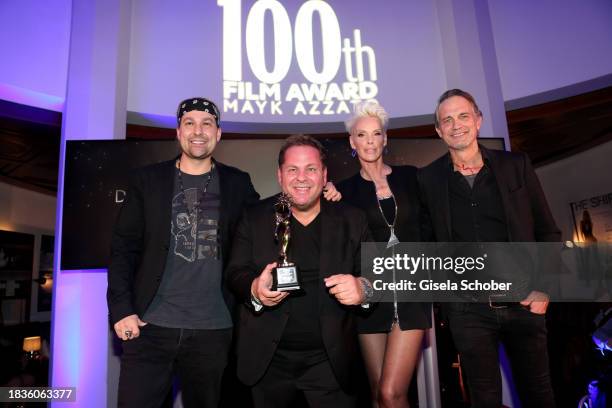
xmin=384 ymin=147 xmax=389 ymax=155
xmin=351 ymin=149 xmax=357 ymax=158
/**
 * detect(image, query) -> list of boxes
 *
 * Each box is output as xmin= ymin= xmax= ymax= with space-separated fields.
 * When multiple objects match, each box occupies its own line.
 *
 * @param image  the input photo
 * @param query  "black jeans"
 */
xmin=251 ymin=348 xmax=356 ymax=408
xmin=117 ymin=324 xmax=232 ymax=408
xmin=446 ymin=303 xmax=555 ymax=408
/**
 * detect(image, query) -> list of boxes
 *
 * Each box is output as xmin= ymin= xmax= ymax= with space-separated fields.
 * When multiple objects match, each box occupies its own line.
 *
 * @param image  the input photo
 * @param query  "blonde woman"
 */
xmin=337 ymin=100 xmax=431 ymax=408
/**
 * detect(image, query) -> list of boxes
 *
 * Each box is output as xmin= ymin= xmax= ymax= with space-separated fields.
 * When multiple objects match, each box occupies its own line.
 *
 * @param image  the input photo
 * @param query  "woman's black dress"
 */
xmin=338 ymin=165 xmax=432 ymax=333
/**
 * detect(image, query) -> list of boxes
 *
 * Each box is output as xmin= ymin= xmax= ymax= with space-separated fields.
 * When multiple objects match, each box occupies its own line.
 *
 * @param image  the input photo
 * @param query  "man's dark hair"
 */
xmin=434 ymin=88 xmax=482 ymax=128
xmin=278 ymin=134 xmax=327 ymax=168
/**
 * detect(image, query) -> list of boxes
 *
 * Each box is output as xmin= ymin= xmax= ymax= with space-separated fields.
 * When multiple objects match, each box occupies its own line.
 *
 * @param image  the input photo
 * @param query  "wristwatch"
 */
xmin=358 ymin=277 xmax=374 ymax=303
xmin=250 ymin=291 xmax=264 ymax=312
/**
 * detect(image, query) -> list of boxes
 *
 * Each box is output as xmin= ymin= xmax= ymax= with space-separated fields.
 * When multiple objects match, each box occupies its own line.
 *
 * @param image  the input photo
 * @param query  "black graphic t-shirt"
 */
xmin=143 ymin=166 xmax=232 ymax=329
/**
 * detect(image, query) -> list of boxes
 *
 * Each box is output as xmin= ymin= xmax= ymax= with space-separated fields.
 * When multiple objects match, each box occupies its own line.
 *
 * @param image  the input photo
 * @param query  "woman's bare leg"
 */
xmin=359 ymin=333 xmax=388 ymax=408
xmin=378 ymin=326 xmax=424 ymax=408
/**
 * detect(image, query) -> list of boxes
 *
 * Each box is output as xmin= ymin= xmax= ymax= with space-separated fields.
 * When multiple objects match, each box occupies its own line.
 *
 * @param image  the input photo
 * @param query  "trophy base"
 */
xmin=272 ymin=264 xmax=300 ymax=292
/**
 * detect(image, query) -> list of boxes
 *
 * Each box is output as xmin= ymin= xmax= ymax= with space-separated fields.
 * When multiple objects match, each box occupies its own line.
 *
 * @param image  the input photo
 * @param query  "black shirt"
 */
xmin=448 ymin=162 xmax=509 ymax=242
xmin=278 ymin=215 xmax=324 ymax=351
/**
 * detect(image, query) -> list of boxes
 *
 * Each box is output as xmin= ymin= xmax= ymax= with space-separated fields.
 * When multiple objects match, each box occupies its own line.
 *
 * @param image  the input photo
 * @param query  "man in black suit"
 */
xmin=227 ymin=135 xmax=373 ymax=408
xmin=418 ymin=89 xmax=560 ymax=407
xmin=107 ymin=97 xmax=260 ymax=408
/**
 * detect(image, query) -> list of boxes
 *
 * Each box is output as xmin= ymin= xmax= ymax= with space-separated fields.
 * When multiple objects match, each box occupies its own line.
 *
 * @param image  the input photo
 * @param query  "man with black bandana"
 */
xmin=107 ymin=97 xmax=260 ymax=407
xmin=418 ymin=89 xmax=560 ymax=407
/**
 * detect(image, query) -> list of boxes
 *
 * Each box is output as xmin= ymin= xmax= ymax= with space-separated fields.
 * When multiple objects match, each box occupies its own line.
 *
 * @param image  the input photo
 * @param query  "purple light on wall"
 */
xmin=488 ymin=0 xmax=612 ymax=101
xmin=78 ymin=271 xmax=110 ymax=406
xmin=127 ymin=111 xmax=176 ymax=129
xmin=49 ymin=0 xmax=132 ymax=404
xmin=49 ymin=275 xmax=80 ymax=387
xmin=50 ymin=270 xmax=109 ymax=407
xmin=0 ymin=83 xmax=64 ymax=111
xmin=50 ymin=126 xmax=111 ymax=407
xmin=50 ymin=73 xmax=112 ymax=406
xmin=0 ymin=0 xmax=71 ymax=109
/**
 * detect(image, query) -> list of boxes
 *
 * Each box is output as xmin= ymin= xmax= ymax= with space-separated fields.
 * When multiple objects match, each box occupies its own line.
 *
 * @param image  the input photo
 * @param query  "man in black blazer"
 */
xmin=227 ymin=135 xmax=372 ymax=408
xmin=107 ymin=97 xmax=260 ymax=408
xmin=418 ymin=89 xmax=560 ymax=407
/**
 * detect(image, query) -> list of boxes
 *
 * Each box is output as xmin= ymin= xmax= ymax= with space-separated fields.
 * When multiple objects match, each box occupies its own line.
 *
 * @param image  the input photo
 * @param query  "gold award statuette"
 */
xmin=272 ymin=193 xmax=300 ymax=291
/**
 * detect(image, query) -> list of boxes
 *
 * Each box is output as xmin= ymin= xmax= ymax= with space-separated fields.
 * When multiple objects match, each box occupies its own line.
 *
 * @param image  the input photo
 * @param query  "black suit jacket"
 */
xmin=337 ymin=165 xmax=424 ymax=242
xmin=417 ymin=145 xmax=560 ymax=243
xmin=227 ymin=197 xmax=370 ymax=389
xmin=107 ymin=158 xmax=260 ymax=325
xmin=418 ymin=145 xmax=561 ymax=294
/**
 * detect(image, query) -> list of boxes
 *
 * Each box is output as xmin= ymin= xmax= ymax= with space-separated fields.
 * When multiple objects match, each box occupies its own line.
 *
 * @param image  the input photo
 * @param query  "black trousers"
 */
xmin=118 ymin=324 xmax=232 ymax=408
xmin=251 ymin=348 xmax=355 ymax=408
xmin=446 ymin=303 xmax=556 ymax=408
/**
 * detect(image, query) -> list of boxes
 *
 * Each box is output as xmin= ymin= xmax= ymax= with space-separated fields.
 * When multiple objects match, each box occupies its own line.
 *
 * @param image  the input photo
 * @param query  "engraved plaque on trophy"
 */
xmin=272 ymin=193 xmax=300 ymax=291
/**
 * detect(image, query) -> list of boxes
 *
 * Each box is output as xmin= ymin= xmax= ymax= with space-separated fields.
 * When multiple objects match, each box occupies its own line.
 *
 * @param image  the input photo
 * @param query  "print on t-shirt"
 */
xmin=170 ymin=187 xmax=220 ymax=262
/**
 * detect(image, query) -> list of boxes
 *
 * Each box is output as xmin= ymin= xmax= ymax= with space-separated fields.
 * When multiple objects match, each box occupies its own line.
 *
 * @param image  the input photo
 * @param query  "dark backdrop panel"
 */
xmin=61 ymin=138 xmax=504 ymax=270
xmin=62 ymin=140 xmax=179 ymax=270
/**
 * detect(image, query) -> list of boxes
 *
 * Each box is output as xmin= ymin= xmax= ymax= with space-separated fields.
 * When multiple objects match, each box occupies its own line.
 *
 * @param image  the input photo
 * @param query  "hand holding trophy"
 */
xmin=272 ymin=193 xmax=301 ymax=291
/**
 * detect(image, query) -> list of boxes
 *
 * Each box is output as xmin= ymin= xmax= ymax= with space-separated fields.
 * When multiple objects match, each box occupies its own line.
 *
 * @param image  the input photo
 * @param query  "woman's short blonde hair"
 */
xmin=345 ymin=99 xmax=389 ymax=134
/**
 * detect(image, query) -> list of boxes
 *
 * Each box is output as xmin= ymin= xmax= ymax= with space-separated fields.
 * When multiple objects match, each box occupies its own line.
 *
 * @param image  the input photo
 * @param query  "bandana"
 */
xmin=176 ymin=97 xmax=221 ymax=127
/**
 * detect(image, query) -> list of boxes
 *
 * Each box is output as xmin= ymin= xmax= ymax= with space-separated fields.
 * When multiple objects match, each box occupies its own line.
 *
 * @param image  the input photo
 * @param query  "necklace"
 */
xmin=376 ymin=194 xmax=399 ymax=248
xmin=176 ymin=159 xmax=215 ymax=226
xmin=453 ymin=162 xmax=483 ymax=175
xmin=452 ymin=150 xmax=484 ymax=175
